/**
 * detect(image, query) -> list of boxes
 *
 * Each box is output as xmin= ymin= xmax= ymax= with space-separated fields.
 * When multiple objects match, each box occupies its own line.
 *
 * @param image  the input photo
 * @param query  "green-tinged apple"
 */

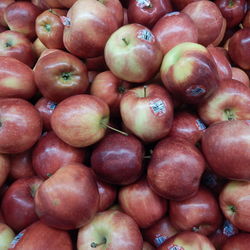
xmin=51 ymin=94 xmax=110 ymax=148
xmin=0 ymin=222 xmax=15 ymax=250
xmin=120 ymin=84 xmax=174 ymax=142
xmin=0 ymin=154 xmax=10 ymax=188
xmin=32 ymin=38 xmax=47 ymax=59
xmin=77 ymin=210 xmax=143 ymax=250
xmin=104 ymin=23 xmax=163 ymax=83
xmin=160 ymin=42 xmax=219 ymax=104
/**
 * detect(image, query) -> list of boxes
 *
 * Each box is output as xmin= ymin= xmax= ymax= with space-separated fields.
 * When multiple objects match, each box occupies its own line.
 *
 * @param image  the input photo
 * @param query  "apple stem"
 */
xmin=104 ymin=124 xmax=128 ymax=136
xmin=122 ymin=38 xmax=129 ymax=46
xmin=90 ymin=238 xmax=107 ymax=248
xmin=144 ymin=85 xmax=147 ymax=98
xmin=48 ymin=8 xmax=60 ymax=17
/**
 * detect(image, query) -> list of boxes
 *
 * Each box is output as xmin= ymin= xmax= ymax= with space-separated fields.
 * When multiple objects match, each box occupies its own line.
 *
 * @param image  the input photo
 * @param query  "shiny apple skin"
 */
xmin=171 ymin=0 xmax=203 ymax=10
xmin=0 ymin=30 xmax=36 ymax=67
xmin=147 ymin=136 xmax=206 ymax=201
xmin=32 ymin=38 xmax=47 ymax=59
xmin=168 ymin=111 xmax=206 ymax=145
xmin=8 ymin=220 xmax=73 ymax=250
xmin=32 ymin=131 xmax=85 ymax=179
xmin=77 ymin=210 xmax=143 ymax=250
xmin=243 ymin=10 xmax=250 ymax=27
xmin=169 ymin=187 xmax=222 ymax=236
xmin=152 ymin=12 xmax=198 ymax=54
xmin=91 ymin=132 xmax=144 ymax=185
xmin=1 ymin=176 xmax=43 ymax=232
xmin=127 ymin=0 xmax=173 ymax=28
xmin=201 ymin=120 xmax=250 ymax=180
xmin=4 ymin=1 xmax=42 ymax=41
xmin=228 ymin=28 xmax=250 ymax=70
xmin=35 ymin=97 xmax=57 ymax=131
xmin=0 ymin=98 xmax=42 ymax=154
xmin=35 ymin=163 xmax=100 ymax=230
xmin=221 ymin=233 xmax=250 ymax=250
xmin=0 ymin=56 xmax=36 ymax=99
xmin=0 ymin=154 xmax=10 ymax=188
xmin=198 ymin=79 xmax=250 ymax=125
xmin=0 ymin=0 xmax=14 ymax=26
xmin=182 ymin=0 xmax=225 ymax=46
xmin=36 ymin=9 xmax=67 ymax=49
xmin=232 ymin=67 xmax=250 ymax=86
xmin=51 ymin=94 xmax=110 ymax=148
xmin=118 ymin=178 xmax=167 ymax=228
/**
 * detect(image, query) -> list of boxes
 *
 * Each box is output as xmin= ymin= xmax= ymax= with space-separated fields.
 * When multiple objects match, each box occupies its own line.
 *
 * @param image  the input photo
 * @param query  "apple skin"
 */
xmin=169 ymin=187 xmax=222 ymax=236
xmin=77 ymin=210 xmax=143 ymax=250
xmin=198 ymin=79 xmax=250 ymax=125
xmin=168 ymin=111 xmax=206 ymax=145
xmin=232 ymin=67 xmax=250 ymax=87
xmin=221 ymin=233 xmax=250 ymax=250
xmin=243 ymin=10 xmax=250 ymax=28
xmin=228 ymin=28 xmax=250 ymax=70
xmin=0 ymin=222 xmax=15 ymax=250
xmin=91 ymin=132 xmax=144 ymax=185
xmin=85 ymin=55 xmax=108 ymax=72
xmin=104 ymin=23 xmax=163 ymax=83
xmin=143 ymin=242 xmax=156 ymax=250
xmin=171 ymin=0 xmax=203 ymax=10
xmin=35 ymin=163 xmax=100 ymax=230
xmin=90 ymin=71 xmax=131 ymax=117
xmin=63 ymin=0 xmax=120 ymax=59
xmin=0 ymin=154 xmax=10 ymax=188
xmin=8 ymin=220 xmax=73 ymax=250
xmin=201 ymin=120 xmax=250 ymax=180
xmin=4 ymin=1 xmax=42 ymax=41
xmin=182 ymin=0 xmax=226 ymax=46
xmin=35 ymin=9 xmax=67 ymax=49
xmin=219 ymin=180 xmax=250 ymax=232
xmin=51 ymin=94 xmax=110 ymax=148
xmin=160 ymin=42 xmax=219 ymax=104
xmin=0 ymin=56 xmax=37 ymax=100
xmin=32 ymin=38 xmax=47 ymax=59
xmin=1 ymin=176 xmax=43 ymax=232
xmin=0 ymin=30 xmax=36 ymax=68
xmin=35 ymin=97 xmax=57 ymax=131
xmin=32 ymin=131 xmax=86 ymax=179
xmin=157 ymin=231 xmax=216 ymax=250
xmin=120 ymin=84 xmax=174 ymax=142
xmin=147 ymin=136 xmax=206 ymax=201
xmin=142 ymin=217 xmax=179 ymax=247
xmin=118 ymin=178 xmax=167 ymax=229
xmin=127 ymin=0 xmax=173 ymax=28
xmin=0 ymin=98 xmax=42 ymax=154
xmin=0 ymin=0 xmax=14 ymax=27
xmin=152 ymin=12 xmax=198 ymax=54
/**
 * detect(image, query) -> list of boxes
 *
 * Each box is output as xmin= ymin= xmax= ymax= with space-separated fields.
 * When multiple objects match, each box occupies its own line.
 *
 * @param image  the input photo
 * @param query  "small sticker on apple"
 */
xmin=223 ymin=220 xmax=237 ymax=237
xmin=47 ymin=101 xmax=57 ymax=111
xmin=196 ymin=119 xmax=206 ymax=131
xmin=186 ymin=85 xmax=206 ymax=97
xmin=149 ymin=98 xmax=166 ymax=117
xmin=137 ymin=29 xmax=155 ymax=42
xmin=168 ymin=244 xmax=184 ymax=250
xmin=60 ymin=16 xmax=71 ymax=27
xmin=9 ymin=230 xmax=26 ymax=249
xmin=136 ymin=0 xmax=152 ymax=8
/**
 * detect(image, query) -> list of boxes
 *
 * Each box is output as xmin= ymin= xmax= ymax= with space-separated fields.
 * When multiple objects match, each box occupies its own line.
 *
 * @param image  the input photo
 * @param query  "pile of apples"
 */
xmin=0 ymin=0 xmax=250 ymax=249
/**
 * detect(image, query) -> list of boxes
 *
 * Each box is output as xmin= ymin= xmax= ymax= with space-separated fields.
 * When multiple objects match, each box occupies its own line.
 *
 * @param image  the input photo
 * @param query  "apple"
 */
xmin=221 ymin=233 xmax=250 ymax=250
xmin=104 ymin=23 xmax=163 ymax=83
xmin=142 ymin=217 xmax=179 ymax=247
xmin=228 ymin=28 xmax=250 ymax=70
xmin=143 ymin=241 xmax=156 ymax=250
xmin=147 ymin=136 xmax=206 ymax=200
xmin=120 ymin=84 xmax=174 ymax=142
xmin=182 ymin=0 xmax=226 ymax=46
xmin=85 ymin=55 xmax=107 ymax=72
xmin=152 ymin=11 xmax=198 ymax=54
xmin=35 ymin=163 xmax=99 ymax=230
xmin=1 ymin=176 xmax=43 ymax=232
xmin=32 ymin=131 xmax=85 ymax=179
xmin=232 ymin=67 xmax=250 ymax=87
xmin=243 ymin=10 xmax=250 ymax=27
xmin=35 ymin=9 xmax=67 ymax=49
xmin=0 ymin=154 xmax=10 ymax=188
xmin=63 ymin=0 xmax=120 ymax=59
xmin=0 ymin=56 xmax=37 ymax=100
xmin=118 ymin=178 xmax=167 ymax=229
xmin=51 ymin=0 xmax=77 ymax=9
xmin=0 ymin=222 xmax=15 ymax=250
xmin=51 ymin=94 xmax=110 ymax=148
xmin=219 ymin=180 xmax=250 ymax=232
xmin=91 ymin=132 xmax=144 ymax=185
xmin=201 ymin=120 xmax=250 ymax=180
xmin=8 ymin=220 xmax=73 ymax=250
xmin=171 ymin=0 xmax=203 ymax=10
xmin=0 ymin=0 xmax=14 ymax=26
xmin=127 ymin=0 xmax=173 ymax=28
xmin=32 ymin=38 xmax=47 ymax=59
xmin=31 ymin=0 xmax=51 ymax=10
xmin=160 ymin=42 xmax=219 ymax=104
xmin=169 ymin=187 xmax=222 ymax=235
xmin=198 ymin=79 xmax=250 ymax=125
xmin=4 ymin=1 xmax=42 ymax=41
xmin=0 ymin=98 xmax=42 ymax=154
xmin=77 ymin=210 xmax=143 ymax=250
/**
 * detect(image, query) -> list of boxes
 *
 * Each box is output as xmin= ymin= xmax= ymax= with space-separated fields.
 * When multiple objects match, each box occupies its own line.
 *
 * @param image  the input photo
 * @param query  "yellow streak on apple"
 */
xmin=0 ymin=77 xmax=20 ymax=89
xmin=173 ymin=57 xmax=194 ymax=83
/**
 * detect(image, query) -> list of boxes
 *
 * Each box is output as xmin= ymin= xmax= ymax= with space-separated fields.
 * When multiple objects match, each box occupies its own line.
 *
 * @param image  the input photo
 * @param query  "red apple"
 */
xmin=0 ymin=154 xmax=10 ymax=188
xmin=51 ymin=94 xmax=110 ymax=147
xmin=171 ymin=0 xmax=203 ymax=10
xmin=0 ymin=98 xmax=42 ymax=154
xmin=0 ymin=222 xmax=15 ymax=250
xmin=34 ymin=163 xmax=99 ymax=230
xmin=1 ymin=176 xmax=43 ymax=232
xmin=221 ymin=233 xmax=250 ymax=250
xmin=32 ymin=38 xmax=47 ymax=59
xmin=91 ymin=132 xmax=144 ymax=185
xmin=201 ymin=120 xmax=250 ymax=180
xmin=232 ymin=67 xmax=250 ymax=87
xmin=152 ymin=12 xmax=198 ymax=54
xmin=147 ymin=136 xmax=206 ymax=200
xmin=85 ymin=55 xmax=107 ymax=72
xmin=77 ymin=210 xmax=143 ymax=250
xmin=0 ymin=0 xmax=14 ymax=26
xmin=243 ymin=10 xmax=250 ymax=28
xmin=104 ymin=23 xmax=163 ymax=83
xmin=143 ymin=241 xmax=156 ymax=250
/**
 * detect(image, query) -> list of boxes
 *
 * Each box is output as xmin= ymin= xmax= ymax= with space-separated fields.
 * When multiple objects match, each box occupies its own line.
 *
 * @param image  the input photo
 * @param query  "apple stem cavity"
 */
xmin=122 ymin=38 xmax=129 ymax=46
xmin=90 ymin=238 xmax=107 ymax=248
xmin=44 ymin=23 xmax=51 ymax=32
xmin=61 ymin=72 xmax=72 ymax=81
xmin=104 ymin=124 xmax=128 ymax=136
xmin=5 ymin=41 xmax=12 ymax=48
xmin=224 ymin=109 xmax=235 ymax=120
xmin=228 ymin=205 xmax=236 ymax=213
xmin=228 ymin=0 xmax=235 ymax=7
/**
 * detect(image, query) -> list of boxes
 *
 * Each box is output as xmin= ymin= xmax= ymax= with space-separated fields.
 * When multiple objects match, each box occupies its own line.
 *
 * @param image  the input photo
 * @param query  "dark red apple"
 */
xmin=232 ymin=67 xmax=250 ymax=86
xmin=243 ymin=10 xmax=250 ymax=27
xmin=171 ymin=0 xmax=203 ymax=10
xmin=221 ymin=233 xmax=250 ymax=250
xmin=85 ymin=55 xmax=107 ymax=72
xmin=0 ymin=0 xmax=14 ymax=26
xmin=32 ymin=38 xmax=47 ymax=59
xmin=0 ymin=154 xmax=10 ymax=188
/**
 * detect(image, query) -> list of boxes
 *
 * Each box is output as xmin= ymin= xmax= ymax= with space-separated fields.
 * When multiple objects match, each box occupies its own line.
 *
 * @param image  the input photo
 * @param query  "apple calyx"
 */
xmin=44 ymin=23 xmax=51 ymax=32
xmin=118 ymin=85 xmax=127 ymax=94
xmin=228 ymin=0 xmax=235 ymax=8
xmin=5 ymin=40 xmax=12 ymax=48
xmin=90 ymin=237 xmax=107 ymax=248
xmin=224 ymin=108 xmax=235 ymax=120
xmin=61 ymin=72 xmax=73 ymax=82
xmin=228 ymin=205 xmax=236 ymax=214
